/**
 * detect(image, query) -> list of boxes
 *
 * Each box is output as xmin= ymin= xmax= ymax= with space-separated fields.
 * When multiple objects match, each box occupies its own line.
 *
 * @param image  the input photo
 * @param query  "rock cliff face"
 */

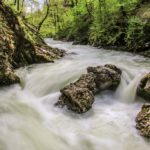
xmin=0 ymin=1 xmax=64 ymax=86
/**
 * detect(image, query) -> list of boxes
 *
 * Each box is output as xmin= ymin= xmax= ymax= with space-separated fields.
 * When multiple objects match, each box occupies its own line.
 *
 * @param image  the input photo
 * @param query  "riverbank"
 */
xmin=0 ymin=1 xmax=65 ymax=86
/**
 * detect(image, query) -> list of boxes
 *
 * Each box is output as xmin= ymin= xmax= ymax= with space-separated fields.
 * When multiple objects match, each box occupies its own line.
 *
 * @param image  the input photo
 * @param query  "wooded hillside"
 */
xmin=27 ymin=0 xmax=150 ymax=54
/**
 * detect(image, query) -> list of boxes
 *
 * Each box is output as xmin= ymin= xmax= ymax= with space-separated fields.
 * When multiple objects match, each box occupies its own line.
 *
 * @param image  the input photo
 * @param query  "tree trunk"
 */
xmin=37 ymin=0 xmax=50 ymax=34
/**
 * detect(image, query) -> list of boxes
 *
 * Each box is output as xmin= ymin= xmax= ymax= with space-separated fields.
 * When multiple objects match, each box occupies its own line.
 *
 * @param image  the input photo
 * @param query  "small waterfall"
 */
xmin=116 ymin=70 xmax=147 ymax=103
xmin=115 ymin=67 xmax=133 ymax=99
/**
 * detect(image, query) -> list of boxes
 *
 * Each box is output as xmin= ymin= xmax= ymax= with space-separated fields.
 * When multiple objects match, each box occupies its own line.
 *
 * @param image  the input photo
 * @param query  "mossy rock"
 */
xmin=137 ymin=73 xmax=150 ymax=101
xmin=136 ymin=104 xmax=150 ymax=138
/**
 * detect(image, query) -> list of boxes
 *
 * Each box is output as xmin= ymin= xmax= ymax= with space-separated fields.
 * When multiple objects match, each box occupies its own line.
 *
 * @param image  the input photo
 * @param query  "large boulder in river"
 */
xmin=137 ymin=73 xmax=150 ymax=101
xmin=56 ymin=64 xmax=121 ymax=113
xmin=58 ymin=85 xmax=94 ymax=113
xmin=87 ymin=64 xmax=122 ymax=91
xmin=136 ymin=104 xmax=150 ymax=138
xmin=55 ymin=73 xmax=96 ymax=113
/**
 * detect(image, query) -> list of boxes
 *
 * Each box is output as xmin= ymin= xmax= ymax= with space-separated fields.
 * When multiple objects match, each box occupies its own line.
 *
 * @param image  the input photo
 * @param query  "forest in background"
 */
xmin=5 ymin=0 xmax=150 ymax=54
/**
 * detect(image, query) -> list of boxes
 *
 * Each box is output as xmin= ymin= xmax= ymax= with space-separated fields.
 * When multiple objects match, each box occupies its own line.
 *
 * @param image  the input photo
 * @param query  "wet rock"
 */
xmin=104 ymin=64 xmax=122 ymax=75
xmin=56 ymin=64 xmax=121 ymax=113
xmin=0 ymin=56 xmax=20 ymax=86
xmin=74 ymin=73 xmax=97 ymax=94
xmin=55 ymin=73 xmax=96 ymax=113
xmin=136 ymin=104 xmax=150 ymax=138
xmin=57 ymin=85 xmax=94 ymax=113
xmin=137 ymin=73 xmax=150 ymax=101
xmin=0 ymin=72 xmax=20 ymax=86
xmin=87 ymin=64 xmax=122 ymax=91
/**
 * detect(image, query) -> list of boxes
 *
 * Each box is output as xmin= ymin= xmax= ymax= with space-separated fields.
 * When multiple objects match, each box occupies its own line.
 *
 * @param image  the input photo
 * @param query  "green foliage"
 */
xmin=17 ymin=16 xmax=37 ymax=43
xmin=54 ymin=0 xmax=140 ymax=46
xmin=125 ymin=17 xmax=146 ymax=51
xmin=27 ymin=0 xmax=66 ymax=37
xmin=88 ymin=0 xmax=139 ymax=46
xmin=7 ymin=0 xmax=149 ymax=52
xmin=55 ymin=0 xmax=93 ymax=43
xmin=52 ymin=0 xmax=150 ymax=52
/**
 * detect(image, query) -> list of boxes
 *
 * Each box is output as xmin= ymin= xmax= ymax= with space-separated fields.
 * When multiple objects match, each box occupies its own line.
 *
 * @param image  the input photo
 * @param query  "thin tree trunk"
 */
xmin=37 ymin=0 xmax=50 ymax=34
xmin=22 ymin=0 xmax=24 ymax=9
xmin=17 ymin=0 xmax=19 ymax=11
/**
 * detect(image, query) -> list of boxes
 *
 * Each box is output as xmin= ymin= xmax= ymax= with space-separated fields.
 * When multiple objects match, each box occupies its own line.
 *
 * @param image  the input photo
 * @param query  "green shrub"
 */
xmin=125 ymin=16 xmax=146 ymax=51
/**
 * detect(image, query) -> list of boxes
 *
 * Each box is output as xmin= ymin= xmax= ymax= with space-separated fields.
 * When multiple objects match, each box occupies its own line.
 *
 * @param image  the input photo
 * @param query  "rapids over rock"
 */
xmin=0 ymin=39 xmax=150 ymax=150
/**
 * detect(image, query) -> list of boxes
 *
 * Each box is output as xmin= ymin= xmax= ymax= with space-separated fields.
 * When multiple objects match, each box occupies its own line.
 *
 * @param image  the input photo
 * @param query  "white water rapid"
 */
xmin=0 ymin=38 xmax=150 ymax=150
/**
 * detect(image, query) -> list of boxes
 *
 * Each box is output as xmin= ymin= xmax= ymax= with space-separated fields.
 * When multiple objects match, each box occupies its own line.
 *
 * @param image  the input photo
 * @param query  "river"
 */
xmin=0 ymin=38 xmax=149 ymax=150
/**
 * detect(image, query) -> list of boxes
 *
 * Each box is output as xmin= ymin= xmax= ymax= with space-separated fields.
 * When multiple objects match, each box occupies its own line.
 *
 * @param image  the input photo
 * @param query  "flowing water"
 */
xmin=0 ymin=38 xmax=150 ymax=150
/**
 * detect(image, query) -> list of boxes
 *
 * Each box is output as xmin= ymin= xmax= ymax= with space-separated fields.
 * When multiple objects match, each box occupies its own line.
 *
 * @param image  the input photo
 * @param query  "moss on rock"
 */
xmin=136 ymin=104 xmax=150 ymax=138
xmin=137 ymin=73 xmax=150 ymax=101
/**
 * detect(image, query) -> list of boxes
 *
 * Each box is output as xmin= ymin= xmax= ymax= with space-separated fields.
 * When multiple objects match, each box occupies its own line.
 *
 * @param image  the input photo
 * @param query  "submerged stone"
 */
xmin=136 ymin=104 xmax=150 ymax=138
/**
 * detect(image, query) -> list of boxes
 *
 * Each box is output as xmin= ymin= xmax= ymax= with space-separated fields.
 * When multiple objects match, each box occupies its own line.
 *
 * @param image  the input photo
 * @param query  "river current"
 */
xmin=0 ymin=39 xmax=149 ymax=150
